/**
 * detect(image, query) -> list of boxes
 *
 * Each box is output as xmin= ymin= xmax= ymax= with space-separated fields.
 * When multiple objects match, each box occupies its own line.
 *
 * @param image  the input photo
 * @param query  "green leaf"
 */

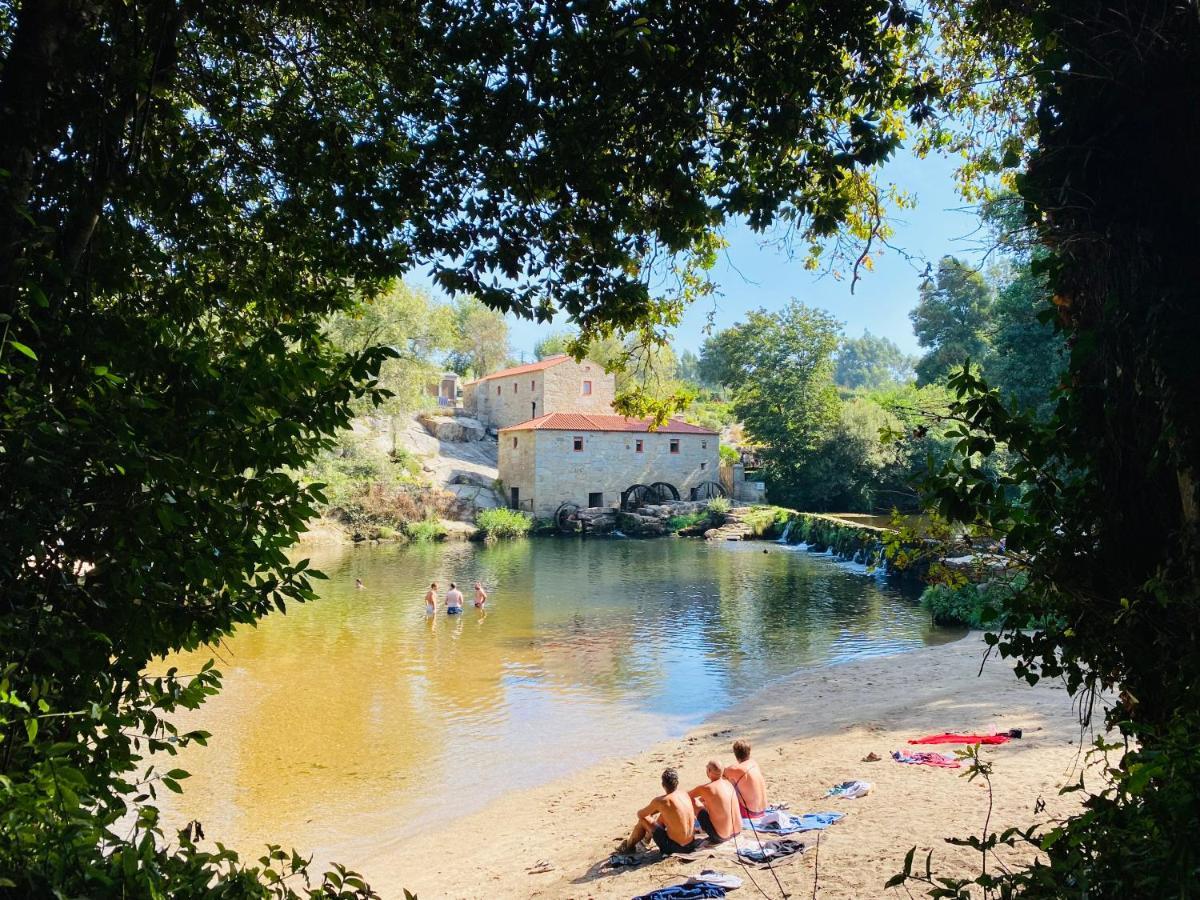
xmin=7 ymin=339 xmax=36 ymax=360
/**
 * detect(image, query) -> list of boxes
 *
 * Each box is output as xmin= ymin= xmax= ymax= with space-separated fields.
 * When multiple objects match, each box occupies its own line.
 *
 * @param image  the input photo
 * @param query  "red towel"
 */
xmin=909 ymin=733 xmax=1011 ymax=745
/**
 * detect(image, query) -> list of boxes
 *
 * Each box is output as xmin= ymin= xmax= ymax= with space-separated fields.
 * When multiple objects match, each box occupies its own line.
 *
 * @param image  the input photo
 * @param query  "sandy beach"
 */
xmin=361 ymin=634 xmax=1096 ymax=899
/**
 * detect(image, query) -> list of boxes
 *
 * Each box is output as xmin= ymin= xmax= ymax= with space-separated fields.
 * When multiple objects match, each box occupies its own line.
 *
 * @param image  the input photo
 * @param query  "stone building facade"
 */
xmin=463 ymin=355 xmax=615 ymax=431
xmin=498 ymin=413 xmax=719 ymax=517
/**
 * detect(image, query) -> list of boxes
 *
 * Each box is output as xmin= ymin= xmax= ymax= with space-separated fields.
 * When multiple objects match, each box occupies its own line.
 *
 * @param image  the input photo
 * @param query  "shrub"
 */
xmin=718 ymin=444 xmax=740 ymax=465
xmin=668 ymin=511 xmax=708 ymax=531
xmin=475 ymin=507 xmax=532 ymax=539
xmin=406 ymin=511 xmax=446 ymax=543
xmin=920 ymin=575 xmax=1030 ymax=628
xmin=707 ymin=497 xmax=731 ymax=517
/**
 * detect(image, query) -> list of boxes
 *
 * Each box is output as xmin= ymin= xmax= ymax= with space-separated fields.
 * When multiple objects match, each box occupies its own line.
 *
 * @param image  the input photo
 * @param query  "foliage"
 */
xmin=739 ymin=506 xmax=791 ymax=538
xmin=984 ymin=264 xmax=1065 ymax=421
xmin=706 ymin=498 xmax=732 ymax=517
xmin=910 ymin=257 xmax=993 ymax=387
xmin=324 ymin=281 xmax=455 ymax=416
xmin=533 ymin=331 xmax=574 ymax=361
xmin=475 ymin=507 xmax=532 ymax=540
xmin=919 ymin=575 xmax=1030 ymax=629
xmin=835 ymin=331 xmax=916 ymax=390
xmin=710 ymin=301 xmax=843 ymax=481
xmin=12 ymin=3 xmax=939 ymax=887
xmin=444 ymin=296 xmax=511 ymax=378
xmin=668 ymin=510 xmax=711 ymax=531
xmin=718 ymin=445 xmax=741 ymax=466
xmin=405 ymin=512 xmax=447 ymax=543
xmin=684 ymin=396 xmax=737 ymax=433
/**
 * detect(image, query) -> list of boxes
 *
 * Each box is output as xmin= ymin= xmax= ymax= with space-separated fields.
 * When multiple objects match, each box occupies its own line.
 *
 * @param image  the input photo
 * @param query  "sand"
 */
xmin=362 ymin=635 xmax=1098 ymax=899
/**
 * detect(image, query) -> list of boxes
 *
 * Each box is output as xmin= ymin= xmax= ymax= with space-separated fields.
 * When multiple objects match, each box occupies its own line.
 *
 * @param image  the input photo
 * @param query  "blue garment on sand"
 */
xmin=631 ymin=883 xmax=727 ymax=900
xmin=446 ymin=606 xmax=462 ymax=615
xmin=742 ymin=811 xmax=844 ymax=835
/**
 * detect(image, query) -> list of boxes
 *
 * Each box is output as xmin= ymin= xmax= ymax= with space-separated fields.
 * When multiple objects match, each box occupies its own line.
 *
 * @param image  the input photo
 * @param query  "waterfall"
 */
xmin=776 ymin=520 xmax=793 ymax=544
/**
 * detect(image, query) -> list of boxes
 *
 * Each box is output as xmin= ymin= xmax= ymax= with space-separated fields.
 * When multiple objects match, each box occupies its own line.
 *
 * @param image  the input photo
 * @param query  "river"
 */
xmin=155 ymin=537 xmax=959 ymax=870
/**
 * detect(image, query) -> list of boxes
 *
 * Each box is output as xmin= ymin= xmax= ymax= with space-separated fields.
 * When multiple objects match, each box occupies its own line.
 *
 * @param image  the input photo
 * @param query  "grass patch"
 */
xmin=475 ymin=507 xmax=532 ymax=539
xmin=405 ymin=511 xmax=446 ymax=543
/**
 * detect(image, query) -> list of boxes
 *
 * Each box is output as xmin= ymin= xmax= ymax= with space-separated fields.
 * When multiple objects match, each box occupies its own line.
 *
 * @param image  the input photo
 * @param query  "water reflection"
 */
xmin=154 ymin=538 xmax=955 ymax=866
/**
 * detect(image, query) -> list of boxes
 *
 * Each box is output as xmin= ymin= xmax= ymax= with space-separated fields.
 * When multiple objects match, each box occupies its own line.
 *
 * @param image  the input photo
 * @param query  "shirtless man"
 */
xmin=423 ymin=582 xmax=437 ymax=615
xmin=723 ymin=739 xmax=767 ymax=819
xmin=617 ymin=768 xmax=697 ymax=856
xmin=445 ymin=582 xmax=464 ymax=614
xmin=688 ymin=760 xmax=742 ymax=843
xmin=473 ymin=581 xmax=488 ymax=608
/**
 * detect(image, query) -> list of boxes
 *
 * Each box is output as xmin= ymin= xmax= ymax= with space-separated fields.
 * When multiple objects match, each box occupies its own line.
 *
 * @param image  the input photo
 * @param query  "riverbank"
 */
xmin=362 ymin=635 xmax=1094 ymax=899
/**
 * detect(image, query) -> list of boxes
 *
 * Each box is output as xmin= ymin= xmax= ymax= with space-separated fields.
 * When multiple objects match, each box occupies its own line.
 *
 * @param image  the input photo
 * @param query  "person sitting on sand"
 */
xmin=688 ymin=760 xmax=742 ymax=843
xmin=424 ymin=582 xmax=437 ymax=615
xmin=617 ymin=768 xmax=697 ymax=856
xmin=473 ymin=581 xmax=488 ymax=608
xmin=723 ymin=739 xmax=767 ymax=819
xmin=445 ymin=582 xmax=464 ymax=614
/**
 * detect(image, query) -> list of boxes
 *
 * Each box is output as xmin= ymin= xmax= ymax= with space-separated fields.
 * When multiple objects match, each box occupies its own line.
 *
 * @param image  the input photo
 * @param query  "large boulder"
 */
xmin=417 ymin=412 xmax=486 ymax=442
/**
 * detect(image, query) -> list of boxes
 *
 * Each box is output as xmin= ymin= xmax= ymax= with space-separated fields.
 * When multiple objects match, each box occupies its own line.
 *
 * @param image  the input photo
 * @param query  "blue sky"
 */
xmin=414 ymin=148 xmax=984 ymax=359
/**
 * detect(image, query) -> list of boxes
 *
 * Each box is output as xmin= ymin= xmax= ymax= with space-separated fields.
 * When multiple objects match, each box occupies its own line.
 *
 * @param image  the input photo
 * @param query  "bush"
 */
xmin=718 ymin=444 xmax=740 ymax=465
xmin=668 ymin=511 xmax=708 ymax=531
xmin=406 ymin=511 xmax=447 ymax=542
xmin=920 ymin=575 xmax=1029 ymax=628
xmin=707 ymin=497 xmax=731 ymax=517
xmin=475 ymin=507 xmax=532 ymax=539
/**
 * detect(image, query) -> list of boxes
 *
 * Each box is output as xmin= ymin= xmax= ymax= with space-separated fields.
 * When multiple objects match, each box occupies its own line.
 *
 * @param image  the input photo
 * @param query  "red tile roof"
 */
xmin=465 ymin=354 xmax=572 ymax=384
xmin=499 ymin=412 xmax=718 ymax=435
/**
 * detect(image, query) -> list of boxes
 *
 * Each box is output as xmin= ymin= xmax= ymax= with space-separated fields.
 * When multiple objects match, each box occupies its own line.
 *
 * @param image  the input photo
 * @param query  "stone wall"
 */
xmin=467 ymin=358 xmax=616 ymax=431
xmin=500 ymin=428 xmax=719 ymax=518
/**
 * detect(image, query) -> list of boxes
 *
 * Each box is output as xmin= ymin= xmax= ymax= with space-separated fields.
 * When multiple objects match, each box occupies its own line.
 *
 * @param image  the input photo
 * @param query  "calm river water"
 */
xmin=156 ymin=537 xmax=958 ymax=867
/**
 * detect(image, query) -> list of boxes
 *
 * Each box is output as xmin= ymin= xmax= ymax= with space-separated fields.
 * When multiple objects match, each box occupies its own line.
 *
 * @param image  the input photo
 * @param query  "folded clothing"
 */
xmin=743 ymin=810 xmax=844 ymax=834
xmin=686 ymin=870 xmax=743 ymax=890
xmin=909 ymin=732 xmax=1012 ymax=746
xmin=827 ymin=780 xmax=872 ymax=799
xmin=632 ymin=883 xmax=727 ymax=900
xmin=736 ymin=839 xmax=805 ymax=864
xmin=892 ymin=750 xmax=961 ymax=768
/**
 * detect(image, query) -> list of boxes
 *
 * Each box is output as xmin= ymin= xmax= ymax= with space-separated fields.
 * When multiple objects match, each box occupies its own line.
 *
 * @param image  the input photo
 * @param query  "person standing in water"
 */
xmin=473 ymin=581 xmax=488 ymax=608
xmin=423 ymin=582 xmax=437 ymax=615
xmin=445 ymin=582 xmax=464 ymax=614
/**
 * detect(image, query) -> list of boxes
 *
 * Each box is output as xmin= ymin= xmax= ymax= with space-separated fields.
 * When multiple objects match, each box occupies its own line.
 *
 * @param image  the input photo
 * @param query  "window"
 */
xmin=701 ymin=440 xmax=708 ymax=449
xmin=588 ymin=492 xmax=603 ymax=508
xmin=573 ymin=436 xmax=584 ymax=452
xmin=496 ymin=385 xmax=501 ymax=396
xmin=530 ymin=380 xmax=535 ymax=391
xmin=581 ymin=380 xmax=592 ymax=396
xmin=513 ymin=382 xmax=517 ymax=393
xmin=635 ymin=439 xmax=643 ymax=453
xmin=669 ymin=439 xmax=680 ymax=454
xmin=701 ymin=461 xmax=707 ymax=470
xmin=512 ymin=437 xmax=518 ymax=448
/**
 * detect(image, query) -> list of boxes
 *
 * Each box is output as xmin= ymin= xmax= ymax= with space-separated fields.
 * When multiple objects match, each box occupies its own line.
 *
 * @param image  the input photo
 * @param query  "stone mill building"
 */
xmin=498 ymin=412 xmax=719 ymax=518
xmin=463 ymin=354 xmax=615 ymax=431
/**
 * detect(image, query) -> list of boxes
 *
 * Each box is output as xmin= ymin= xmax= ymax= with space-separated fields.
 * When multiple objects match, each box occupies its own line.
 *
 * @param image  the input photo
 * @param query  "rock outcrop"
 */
xmin=417 ymin=413 xmax=487 ymax=442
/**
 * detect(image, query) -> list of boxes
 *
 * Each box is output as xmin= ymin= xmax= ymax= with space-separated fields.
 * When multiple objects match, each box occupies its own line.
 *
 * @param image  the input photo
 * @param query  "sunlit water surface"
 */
xmin=154 ymin=538 xmax=959 ymax=867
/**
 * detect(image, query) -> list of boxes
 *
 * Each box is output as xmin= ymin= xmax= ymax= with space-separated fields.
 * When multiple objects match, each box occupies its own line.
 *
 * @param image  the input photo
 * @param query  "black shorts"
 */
xmin=652 ymin=823 xmax=698 ymax=856
xmin=697 ymin=808 xmax=729 ymax=843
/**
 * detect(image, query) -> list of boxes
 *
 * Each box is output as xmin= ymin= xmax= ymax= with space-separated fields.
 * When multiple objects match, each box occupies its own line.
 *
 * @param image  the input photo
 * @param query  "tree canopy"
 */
xmin=909 ymin=256 xmax=993 ymax=386
xmin=835 ymin=331 xmax=916 ymax=390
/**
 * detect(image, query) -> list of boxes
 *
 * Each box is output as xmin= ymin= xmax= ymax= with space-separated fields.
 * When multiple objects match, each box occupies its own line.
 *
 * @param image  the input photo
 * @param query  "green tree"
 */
xmin=983 ymin=265 xmax=1065 ymax=419
xmin=0 ymin=5 xmax=923 ymax=894
xmin=446 ymin=295 xmax=511 ymax=378
xmin=697 ymin=328 xmax=746 ymax=389
xmin=909 ymin=256 xmax=993 ymax=386
xmin=711 ymin=302 xmax=843 ymax=502
xmin=324 ymin=281 xmax=453 ymax=415
xmin=533 ymin=330 xmax=574 ymax=360
xmin=835 ymin=331 xmax=916 ymax=390
xmin=676 ymin=349 xmax=703 ymax=386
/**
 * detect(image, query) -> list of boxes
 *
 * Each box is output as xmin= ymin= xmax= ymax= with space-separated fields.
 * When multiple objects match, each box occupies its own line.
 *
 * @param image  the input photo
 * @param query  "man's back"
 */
xmin=723 ymin=759 xmax=766 ymax=816
xmin=658 ymin=788 xmax=696 ymax=845
xmin=701 ymin=778 xmax=740 ymax=839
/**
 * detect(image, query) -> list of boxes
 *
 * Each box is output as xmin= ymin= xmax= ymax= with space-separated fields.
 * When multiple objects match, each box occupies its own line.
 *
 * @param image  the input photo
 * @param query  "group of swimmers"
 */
xmin=618 ymin=739 xmax=768 ymax=856
xmin=423 ymin=581 xmax=487 ymax=615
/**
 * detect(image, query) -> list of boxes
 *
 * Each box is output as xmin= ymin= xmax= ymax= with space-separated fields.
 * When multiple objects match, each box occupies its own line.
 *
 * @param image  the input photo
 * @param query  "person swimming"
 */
xmin=355 ymin=578 xmax=364 ymax=590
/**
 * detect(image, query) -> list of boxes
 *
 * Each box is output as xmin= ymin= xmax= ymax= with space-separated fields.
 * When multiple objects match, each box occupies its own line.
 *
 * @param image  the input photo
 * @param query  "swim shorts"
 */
xmin=652 ymin=823 xmax=698 ymax=856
